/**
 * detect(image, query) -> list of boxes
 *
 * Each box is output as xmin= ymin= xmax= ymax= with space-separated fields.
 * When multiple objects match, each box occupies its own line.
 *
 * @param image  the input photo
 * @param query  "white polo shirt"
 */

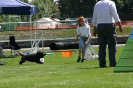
xmin=92 ymin=0 xmax=121 ymax=26
xmin=77 ymin=24 xmax=90 ymax=37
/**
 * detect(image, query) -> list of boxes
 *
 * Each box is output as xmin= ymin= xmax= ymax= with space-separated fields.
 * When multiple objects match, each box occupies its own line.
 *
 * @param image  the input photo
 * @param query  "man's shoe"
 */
xmin=110 ymin=66 xmax=115 ymax=67
xmin=100 ymin=65 xmax=108 ymax=68
xmin=110 ymin=62 xmax=117 ymax=67
xmin=110 ymin=65 xmax=116 ymax=67
xmin=77 ymin=56 xmax=81 ymax=62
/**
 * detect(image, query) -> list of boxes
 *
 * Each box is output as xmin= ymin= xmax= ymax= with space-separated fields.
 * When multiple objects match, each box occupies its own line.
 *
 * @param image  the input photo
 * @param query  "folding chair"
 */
xmin=9 ymin=35 xmax=21 ymax=55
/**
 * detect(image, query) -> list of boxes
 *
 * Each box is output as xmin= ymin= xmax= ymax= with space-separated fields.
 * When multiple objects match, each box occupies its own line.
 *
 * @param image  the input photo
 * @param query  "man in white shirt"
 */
xmin=92 ymin=0 xmax=123 ymax=68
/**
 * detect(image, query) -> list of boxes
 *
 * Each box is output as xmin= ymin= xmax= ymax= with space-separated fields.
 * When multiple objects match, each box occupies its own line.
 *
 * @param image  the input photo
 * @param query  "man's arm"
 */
xmin=110 ymin=1 xmax=123 ymax=32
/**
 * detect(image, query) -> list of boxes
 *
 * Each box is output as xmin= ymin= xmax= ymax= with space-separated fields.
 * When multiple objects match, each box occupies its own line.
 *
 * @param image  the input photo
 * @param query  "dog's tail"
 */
xmin=19 ymin=52 xmax=25 ymax=56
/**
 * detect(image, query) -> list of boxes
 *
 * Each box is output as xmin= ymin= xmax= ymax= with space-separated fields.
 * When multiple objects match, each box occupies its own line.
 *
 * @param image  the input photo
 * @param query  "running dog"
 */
xmin=19 ymin=51 xmax=46 ymax=64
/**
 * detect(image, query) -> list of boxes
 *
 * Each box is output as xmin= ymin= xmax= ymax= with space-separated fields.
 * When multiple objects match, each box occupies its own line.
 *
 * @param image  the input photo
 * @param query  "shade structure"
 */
xmin=0 ymin=0 xmax=37 ymax=15
xmin=0 ymin=0 xmax=38 ymax=54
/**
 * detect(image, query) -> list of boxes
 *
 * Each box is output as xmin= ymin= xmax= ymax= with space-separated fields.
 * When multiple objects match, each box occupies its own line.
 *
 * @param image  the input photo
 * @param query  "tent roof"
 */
xmin=0 ymin=0 xmax=38 ymax=15
xmin=37 ymin=18 xmax=54 ymax=22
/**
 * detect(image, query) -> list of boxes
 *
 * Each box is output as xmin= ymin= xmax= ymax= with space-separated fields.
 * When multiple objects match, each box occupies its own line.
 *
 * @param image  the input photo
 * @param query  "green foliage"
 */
xmin=1 ymin=15 xmax=19 ymax=31
xmin=59 ymin=0 xmax=133 ymax=20
xmin=0 ymin=17 xmax=3 ymax=22
xmin=0 ymin=15 xmax=6 ymax=22
xmin=31 ymin=0 xmax=60 ymax=20
xmin=59 ymin=0 xmax=95 ymax=19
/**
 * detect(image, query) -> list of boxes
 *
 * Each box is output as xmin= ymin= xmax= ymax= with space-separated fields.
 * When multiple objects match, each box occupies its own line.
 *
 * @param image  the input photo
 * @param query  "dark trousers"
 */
xmin=97 ymin=23 xmax=117 ymax=67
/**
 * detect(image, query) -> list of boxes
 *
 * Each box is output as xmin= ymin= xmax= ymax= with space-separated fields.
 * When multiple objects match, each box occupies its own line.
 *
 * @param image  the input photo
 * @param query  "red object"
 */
xmin=54 ymin=50 xmax=73 ymax=57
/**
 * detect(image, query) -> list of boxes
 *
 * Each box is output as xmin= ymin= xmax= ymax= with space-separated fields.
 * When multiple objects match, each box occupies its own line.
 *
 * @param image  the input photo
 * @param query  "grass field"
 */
xmin=0 ymin=46 xmax=133 ymax=88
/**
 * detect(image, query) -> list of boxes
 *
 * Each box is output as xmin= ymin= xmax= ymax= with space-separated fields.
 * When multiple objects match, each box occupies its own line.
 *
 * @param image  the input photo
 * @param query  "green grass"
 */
xmin=0 ymin=46 xmax=133 ymax=88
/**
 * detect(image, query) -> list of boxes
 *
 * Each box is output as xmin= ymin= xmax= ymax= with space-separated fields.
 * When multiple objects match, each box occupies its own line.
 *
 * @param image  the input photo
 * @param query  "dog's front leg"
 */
xmin=19 ymin=57 xmax=26 ymax=65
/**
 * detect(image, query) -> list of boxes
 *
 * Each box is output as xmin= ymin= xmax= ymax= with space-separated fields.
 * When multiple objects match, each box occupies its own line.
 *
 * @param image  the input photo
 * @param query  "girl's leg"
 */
xmin=77 ymin=37 xmax=84 ymax=62
xmin=82 ymin=53 xmax=85 ymax=59
xmin=79 ymin=48 xmax=82 ymax=57
xmin=77 ymin=48 xmax=82 ymax=62
xmin=81 ymin=37 xmax=89 ymax=62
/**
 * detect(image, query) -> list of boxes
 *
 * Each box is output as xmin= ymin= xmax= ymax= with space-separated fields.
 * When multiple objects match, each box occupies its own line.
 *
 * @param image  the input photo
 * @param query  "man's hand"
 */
xmin=116 ymin=22 xmax=123 ymax=32
xmin=119 ymin=26 xmax=123 ymax=32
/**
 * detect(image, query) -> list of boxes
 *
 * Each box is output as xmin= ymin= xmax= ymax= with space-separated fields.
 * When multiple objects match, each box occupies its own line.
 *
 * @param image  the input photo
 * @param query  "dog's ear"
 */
xmin=36 ymin=51 xmax=45 ymax=57
xmin=36 ymin=51 xmax=40 ymax=55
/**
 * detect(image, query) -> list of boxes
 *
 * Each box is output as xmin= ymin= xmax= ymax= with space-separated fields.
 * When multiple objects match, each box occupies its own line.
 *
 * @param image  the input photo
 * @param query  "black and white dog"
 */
xmin=19 ymin=51 xmax=46 ymax=64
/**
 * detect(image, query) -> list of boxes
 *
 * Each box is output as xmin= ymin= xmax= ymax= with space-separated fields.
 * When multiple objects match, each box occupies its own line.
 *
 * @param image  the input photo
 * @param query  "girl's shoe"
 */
xmin=77 ymin=56 xmax=81 ymax=62
xmin=81 ymin=59 xmax=85 ymax=62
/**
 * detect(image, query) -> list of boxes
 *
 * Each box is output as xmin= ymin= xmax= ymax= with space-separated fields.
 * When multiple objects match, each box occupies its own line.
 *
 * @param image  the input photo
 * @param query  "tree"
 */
xmin=31 ymin=0 xmax=60 ymax=21
xmin=59 ymin=0 xmax=133 ymax=20
xmin=120 ymin=0 xmax=133 ymax=20
xmin=59 ymin=0 xmax=96 ymax=19
xmin=0 ymin=15 xmax=5 ymax=23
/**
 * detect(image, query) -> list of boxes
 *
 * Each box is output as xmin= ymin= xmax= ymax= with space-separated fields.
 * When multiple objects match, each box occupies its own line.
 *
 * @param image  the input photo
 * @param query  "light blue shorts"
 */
xmin=79 ymin=37 xmax=89 ymax=53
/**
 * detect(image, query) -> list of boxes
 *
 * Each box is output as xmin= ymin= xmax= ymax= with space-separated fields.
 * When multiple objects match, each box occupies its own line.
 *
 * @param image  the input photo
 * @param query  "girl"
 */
xmin=75 ymin=16 xmax=91 ymax=62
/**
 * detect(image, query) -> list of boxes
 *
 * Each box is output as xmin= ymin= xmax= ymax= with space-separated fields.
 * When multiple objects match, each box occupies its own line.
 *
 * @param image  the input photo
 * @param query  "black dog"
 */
xmin=19 ymin=51 xmax=46 ymax=64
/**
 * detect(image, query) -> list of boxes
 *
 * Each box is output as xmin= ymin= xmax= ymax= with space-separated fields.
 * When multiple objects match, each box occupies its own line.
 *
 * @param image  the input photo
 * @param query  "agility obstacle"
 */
xmin=114 ymin=29 xmax=133 ymax=72
xmin=49 ymin=42 xmax=77 ymax=57
xmin=50 ymin=42 xmax=98 ymax=58
xmin=50 ymin=42 xmax=79 ymax=50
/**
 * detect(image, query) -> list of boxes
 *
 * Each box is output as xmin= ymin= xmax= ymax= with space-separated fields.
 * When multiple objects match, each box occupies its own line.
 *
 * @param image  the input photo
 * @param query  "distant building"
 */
xmin=33 ymin=18 xmax=59 ymax=29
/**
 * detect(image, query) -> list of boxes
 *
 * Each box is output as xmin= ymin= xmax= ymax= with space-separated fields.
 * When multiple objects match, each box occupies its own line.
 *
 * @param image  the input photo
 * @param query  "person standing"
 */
xmin=75 ymin=16 xmax=91 ymax=62
xmin=92 ymin=0 xmax=123 ymax=68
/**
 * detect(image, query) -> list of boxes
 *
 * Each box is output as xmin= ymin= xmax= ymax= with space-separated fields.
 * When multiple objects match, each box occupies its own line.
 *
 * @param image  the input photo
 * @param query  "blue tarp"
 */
xmin=0 ymin=0 xmax=38 ymax=15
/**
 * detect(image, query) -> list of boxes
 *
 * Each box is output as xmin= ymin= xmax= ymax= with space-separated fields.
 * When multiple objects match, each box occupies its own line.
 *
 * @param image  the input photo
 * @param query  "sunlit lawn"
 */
xmin=0 ymin=46 xmax=133 ymax=88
